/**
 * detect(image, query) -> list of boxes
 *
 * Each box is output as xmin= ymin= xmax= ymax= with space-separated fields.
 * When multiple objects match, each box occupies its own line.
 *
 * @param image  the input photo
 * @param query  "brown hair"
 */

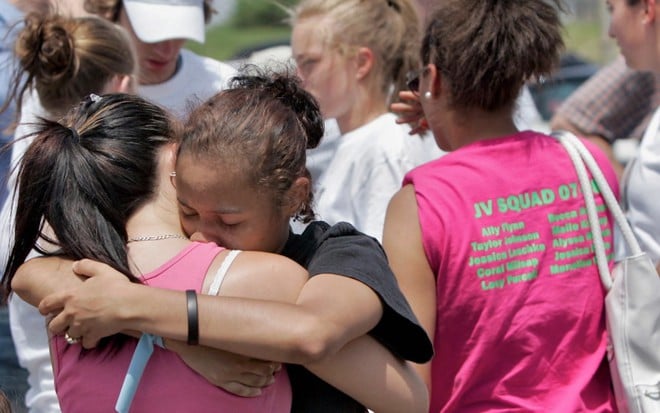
xmin=3 ymin=93 xmax=177 ymax=298
xmin=84 ymin=0 xmax=215 ymax=23
xmin=0 ymin=390 xmax=10 ymax=413
xmin=179 ymin=68 xmax=324 ymax=223
xmin=291 ymin=0 xmax=421 ymax=104
xmin=7 ymin=13 xmax=135 ymax=118
xmin=421 ymin=0 xmax=565 ymax=111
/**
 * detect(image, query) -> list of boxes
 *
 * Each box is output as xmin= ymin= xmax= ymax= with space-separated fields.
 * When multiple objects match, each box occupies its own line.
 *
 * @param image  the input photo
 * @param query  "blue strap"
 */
xmin=115 ymin=334 xmax=164 ymax=413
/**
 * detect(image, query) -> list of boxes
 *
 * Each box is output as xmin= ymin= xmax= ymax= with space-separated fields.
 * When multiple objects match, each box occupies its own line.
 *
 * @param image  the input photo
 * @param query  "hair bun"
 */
xmin=231 ymin=68 xmax=325 ymax=149
xmin=270 ymin=74 xmax=324 ymax=150
xmin=16 ymin=13 xmax=77 ymax=87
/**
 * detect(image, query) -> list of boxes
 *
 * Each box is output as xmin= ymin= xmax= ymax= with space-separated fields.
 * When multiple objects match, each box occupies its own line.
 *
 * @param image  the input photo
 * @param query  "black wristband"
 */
xmin=186 ymin=290 xmax=199 ymax=345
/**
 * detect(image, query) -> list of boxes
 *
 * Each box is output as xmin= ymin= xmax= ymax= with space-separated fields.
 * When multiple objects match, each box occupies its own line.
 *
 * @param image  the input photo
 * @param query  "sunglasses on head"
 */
xmin=406 ymin=69 xmax=422 ymax=94
xmin=407 ymin=67 xmax=431 ymax=95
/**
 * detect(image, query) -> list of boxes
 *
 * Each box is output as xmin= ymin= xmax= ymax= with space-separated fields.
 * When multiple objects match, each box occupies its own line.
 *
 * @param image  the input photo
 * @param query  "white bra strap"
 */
xmin=207 ymin=250 xmax=241 ymax=296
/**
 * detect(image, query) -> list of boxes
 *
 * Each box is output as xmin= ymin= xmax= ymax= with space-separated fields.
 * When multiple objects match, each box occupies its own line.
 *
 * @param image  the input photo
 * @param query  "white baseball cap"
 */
xmin=123 ymin=0 xmax=206 ymax=44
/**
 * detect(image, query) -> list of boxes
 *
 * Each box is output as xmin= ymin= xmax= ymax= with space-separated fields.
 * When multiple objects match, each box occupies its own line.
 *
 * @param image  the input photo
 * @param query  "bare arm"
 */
xmin=305 ymin=335 xmax=429 ymax=413
xmin=382 ymin=185 xmax=437 ymax=391
xmin=39 ymin=263 xmax=381 ymax=364
xmin=12 ymin=253 xmax=306 ymax=396
xmin=11 ymin=256 xmax=85 ymax=307
xmin=29 ymin=257 xmax=428 ymax=412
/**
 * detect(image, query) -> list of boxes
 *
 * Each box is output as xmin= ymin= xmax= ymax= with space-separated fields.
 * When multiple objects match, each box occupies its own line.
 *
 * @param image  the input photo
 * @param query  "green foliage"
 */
xmin=563 ymin=20 xmax=617 ymax=65
xmin=187 ymin=3 xmax=614 ymax=67
xmin=187 ymin=24 xmax=291 ymax=61
xmin=229 ymin=0 xmax=299 ymax=28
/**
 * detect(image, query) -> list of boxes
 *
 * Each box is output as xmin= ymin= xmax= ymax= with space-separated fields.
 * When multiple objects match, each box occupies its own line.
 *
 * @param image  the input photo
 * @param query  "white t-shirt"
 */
xmin=616 ymin=105 xmax=660 ymax=262
xmin=0 ymin=88 xmax=44 ymax=269
xmin=312 ymin=112 xmax=442 ymax=241
xmin=3 ymin=50 xmax=235 ymax=413
xmin=306 ymin=119 xmax=341 ymax=186
xmin=515 ymin=85 xmax=546 ymax=132
xmin=0 ymin=90 xmax=60 ymax=413
xmin=137 ymin=49 xmax=236 ymax=118
xmin=8 ymin=295 xmax=59 ymax=413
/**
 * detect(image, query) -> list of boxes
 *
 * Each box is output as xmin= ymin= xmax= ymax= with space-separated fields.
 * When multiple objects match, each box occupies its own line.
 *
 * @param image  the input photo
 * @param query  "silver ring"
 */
xmin=65 ymin=332 xmax=80 ymax=345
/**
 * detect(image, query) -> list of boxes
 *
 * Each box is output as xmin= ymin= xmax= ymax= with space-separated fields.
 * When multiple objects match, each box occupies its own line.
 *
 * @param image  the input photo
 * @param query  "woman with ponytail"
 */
xmin=3 ymin=92 xmax=308 ymax=412
xmin=0 ymin=12 xmax=136 ymax=413
xmin=1 ymin=11 xmax=137 ymax=268
xmin=10 ymin=70 xmax=432 ymax=413
xmin=289 ymin=0 xmax=443 ymax=241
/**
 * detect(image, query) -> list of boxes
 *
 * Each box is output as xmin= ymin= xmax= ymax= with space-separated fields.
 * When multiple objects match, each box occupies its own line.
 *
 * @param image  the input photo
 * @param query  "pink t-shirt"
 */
xmin=52 ymin=242 xmax=292 ymax=413
xmin=404 ymin=132 xmax=618 ymax=413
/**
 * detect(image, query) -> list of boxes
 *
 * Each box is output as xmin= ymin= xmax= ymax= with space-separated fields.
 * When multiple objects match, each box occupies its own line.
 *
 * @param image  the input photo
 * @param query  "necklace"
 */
xmin=127 ymin=234 xmax=187 ymax=243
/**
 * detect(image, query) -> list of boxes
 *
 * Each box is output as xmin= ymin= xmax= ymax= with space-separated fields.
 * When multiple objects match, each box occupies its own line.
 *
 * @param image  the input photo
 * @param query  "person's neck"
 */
xmin=440 ymin=107 xmax=519 ymax=151
xmin=126 ymin=184 xmax=183 ymax=241
xmin=125 ymin=194 xmax=187 ymax=275
xmin=335 ymin=90 xmax=388 ymax=135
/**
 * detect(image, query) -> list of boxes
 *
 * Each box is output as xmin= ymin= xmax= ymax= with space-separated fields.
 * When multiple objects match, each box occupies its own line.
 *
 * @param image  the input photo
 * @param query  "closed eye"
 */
xmin=178 ymin=204 xmax=198 ymax=218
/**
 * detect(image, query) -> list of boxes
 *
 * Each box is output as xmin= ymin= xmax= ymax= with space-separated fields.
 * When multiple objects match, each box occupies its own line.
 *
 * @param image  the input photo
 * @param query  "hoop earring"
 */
xmin=424 ymin=91 xmax=432 ymax=99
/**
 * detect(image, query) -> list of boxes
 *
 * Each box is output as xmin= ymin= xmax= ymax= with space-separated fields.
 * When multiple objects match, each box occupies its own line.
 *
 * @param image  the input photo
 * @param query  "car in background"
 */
xmin=228 ymin=39 xmax=292 ymax=69
xmin=528 ymin=53 xmax=600 ymax=121
xmin=528 ymin=53 xmax=642 ymax=166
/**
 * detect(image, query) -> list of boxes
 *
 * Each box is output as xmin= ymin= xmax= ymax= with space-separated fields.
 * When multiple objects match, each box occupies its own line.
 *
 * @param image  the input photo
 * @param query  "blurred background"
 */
xmin=191 ymin=0 xmax=616 ymax=124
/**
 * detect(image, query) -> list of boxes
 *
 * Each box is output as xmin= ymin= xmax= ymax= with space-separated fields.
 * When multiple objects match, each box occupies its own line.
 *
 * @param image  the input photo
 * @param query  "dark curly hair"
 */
xmin=421 ymin=0 xmax=565 ymax=111
xmin=179 ymin=67 xmax=324 ymax=223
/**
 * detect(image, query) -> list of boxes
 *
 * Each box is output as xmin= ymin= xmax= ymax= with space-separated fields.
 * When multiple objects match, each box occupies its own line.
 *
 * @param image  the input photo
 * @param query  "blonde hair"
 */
xmin=291 ymin=0 xmax=420 ymax=104
xmin=8 ymin=13 xmax=135 ymax=117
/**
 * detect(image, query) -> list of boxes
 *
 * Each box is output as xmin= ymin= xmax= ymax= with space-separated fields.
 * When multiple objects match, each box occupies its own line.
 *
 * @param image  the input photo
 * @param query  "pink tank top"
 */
xmin=53 ymin=242 xmax=292 ymax=413
xmin=404 ymin=132 xmax=618 ymax=412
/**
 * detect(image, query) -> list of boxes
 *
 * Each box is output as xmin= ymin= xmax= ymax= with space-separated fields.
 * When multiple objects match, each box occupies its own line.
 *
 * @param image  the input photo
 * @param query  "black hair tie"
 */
xmin=68 ymin=127 xmax=80 ymax=143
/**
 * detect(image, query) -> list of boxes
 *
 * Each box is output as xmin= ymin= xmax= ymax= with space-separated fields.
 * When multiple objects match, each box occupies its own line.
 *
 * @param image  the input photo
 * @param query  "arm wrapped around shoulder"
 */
xmin=307 ymin=221 xmax=433 ymax=363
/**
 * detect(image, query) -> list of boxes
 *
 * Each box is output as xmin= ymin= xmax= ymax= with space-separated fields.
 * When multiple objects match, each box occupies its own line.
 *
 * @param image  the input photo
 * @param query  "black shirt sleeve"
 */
xmin=282 ymin=221 xmax=433 ymax=412
xmin=284 ymin=221 xmax=434 ymax=363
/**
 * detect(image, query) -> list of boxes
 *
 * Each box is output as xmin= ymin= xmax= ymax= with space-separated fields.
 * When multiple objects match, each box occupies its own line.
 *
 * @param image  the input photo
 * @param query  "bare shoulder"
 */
xmin=384 ymin=184 xmax=427 ymax=271
xmin=205 ymin=250 xmax=308 ymax=303
xmin=385 ymin=185 xmax=420 ymax=231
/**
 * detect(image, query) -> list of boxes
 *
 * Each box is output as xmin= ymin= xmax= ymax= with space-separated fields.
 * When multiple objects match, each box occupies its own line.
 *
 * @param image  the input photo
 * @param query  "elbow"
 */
xmin=10 ymin=274 xmax=41 ymax=307
xmin=284 ymin=318 xmax=345 ymax=364
xmin=289 ymin=339 xmax=331 ymax=365
xmin=10 ymin=269 xmax=29 ymax=299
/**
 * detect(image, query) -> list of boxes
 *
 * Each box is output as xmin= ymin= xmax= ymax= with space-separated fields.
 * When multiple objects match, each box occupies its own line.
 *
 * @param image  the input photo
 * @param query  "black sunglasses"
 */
xmin=407 ymin=67 xmax=431 ymax=95
xmin=406 ymin=69 xmax=422 ymax=94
